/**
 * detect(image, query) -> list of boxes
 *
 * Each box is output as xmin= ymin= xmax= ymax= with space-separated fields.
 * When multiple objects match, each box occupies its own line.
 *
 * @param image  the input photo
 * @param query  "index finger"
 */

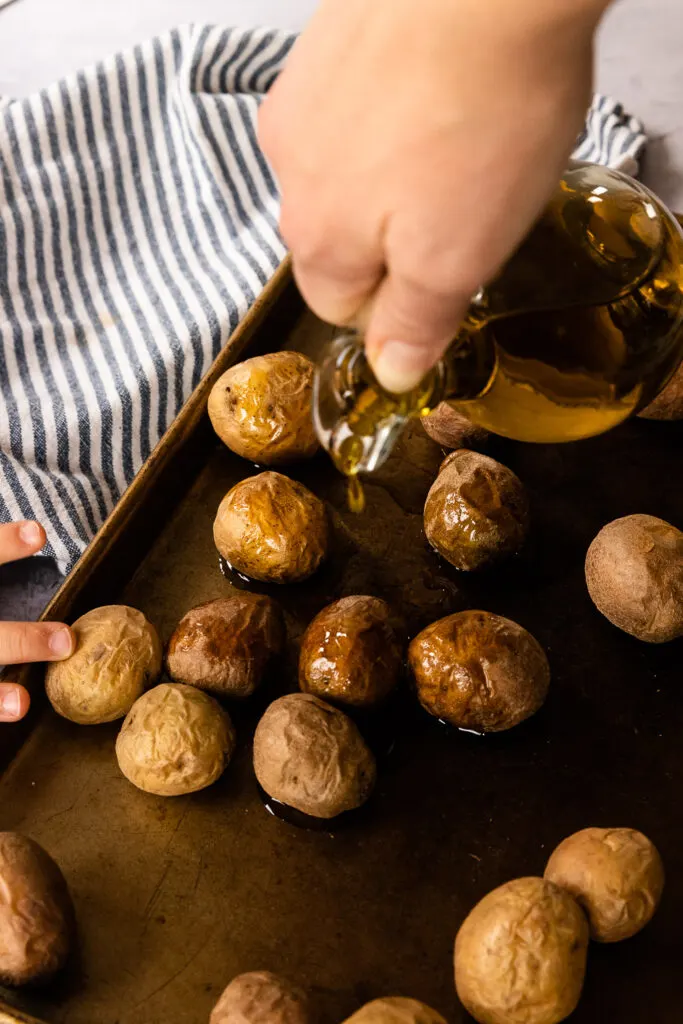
xmin=0 ymin=522 xmax=47 ymax=566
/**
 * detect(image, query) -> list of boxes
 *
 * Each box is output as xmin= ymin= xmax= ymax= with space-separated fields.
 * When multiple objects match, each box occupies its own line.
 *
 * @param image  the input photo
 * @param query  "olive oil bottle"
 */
xmin=313 ymin=165 xmax=683 ymax=502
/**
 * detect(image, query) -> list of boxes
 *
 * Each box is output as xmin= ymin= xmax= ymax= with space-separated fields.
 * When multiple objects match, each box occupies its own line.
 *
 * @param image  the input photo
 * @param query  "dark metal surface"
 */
xmin=1 ymin=265 xmax=682 ymax=1024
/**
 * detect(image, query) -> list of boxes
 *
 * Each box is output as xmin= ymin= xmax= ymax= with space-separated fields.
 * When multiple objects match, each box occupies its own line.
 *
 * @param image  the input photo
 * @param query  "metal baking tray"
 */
xmin=1 ymin=259 xmax=682 ymax=1024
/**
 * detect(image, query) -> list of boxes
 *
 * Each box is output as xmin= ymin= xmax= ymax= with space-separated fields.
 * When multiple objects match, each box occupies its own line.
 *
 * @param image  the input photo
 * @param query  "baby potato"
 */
xmin=299 ymin=596 xmax=402 ymax=709
xmin=585 ymin=514 xmax=683 ymax=642
xmin=210 ymin=970 xmax=310 ymax=1024
xmin=0 ymin=832 xmax=74 ymax=986
xmin=45 ymin=605 xmax=162 ymax=724
xmin=424 ymin=450 xmax=529 ymax=571
xmin=639 ymin=360 xmax=683 ymax=420
xmin=454 ymin=877 xmax=589 ymax=1024
xmin=214 ymin=472 xmax=330 ymax=584
xmin=343 ymin=998 xmax=447 ymax=1024
xmin=115 ymin=683 xmax=235 ymax=796
xmin=408 ymin=610 xmax=549 ymax=732
xmin=208 ymin=351 xmax=319 ymax=465
xmin=253 ymin=693 xmax=376 ymax=819
xmin=166 ymin=594 xmax=285 ymax=698
xmin=544 ymin=827 xmax=664 ymax=942
xmin=421 ymin=401 xmax=490 ymax=451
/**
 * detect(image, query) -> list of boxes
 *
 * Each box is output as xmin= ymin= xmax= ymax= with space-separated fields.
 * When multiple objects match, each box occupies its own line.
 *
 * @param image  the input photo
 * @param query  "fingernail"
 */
xmin=372 ymin=340 xmax=429 ymax=394
xmin=1 ymin=687 xmax=22 ymax=719
xmin=19 ymin=522 xmax=42 ymax=547
xmin=48 ymin=627 xmax=73 ymax=658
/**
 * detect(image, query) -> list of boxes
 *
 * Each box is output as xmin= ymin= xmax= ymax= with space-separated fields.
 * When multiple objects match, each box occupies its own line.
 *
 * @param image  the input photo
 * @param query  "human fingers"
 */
xmin=0 ymin=683 xmax=31 ymax=722
xmin=0 ymin=521 xmax=47 ymax=566
xmin=0 ymin=621 xmax=74 ymax=666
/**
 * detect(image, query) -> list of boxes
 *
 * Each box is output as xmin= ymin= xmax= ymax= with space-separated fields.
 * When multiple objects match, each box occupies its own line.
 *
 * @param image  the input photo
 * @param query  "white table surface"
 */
xmin=0 ymin=0 xmax=682 ymax=619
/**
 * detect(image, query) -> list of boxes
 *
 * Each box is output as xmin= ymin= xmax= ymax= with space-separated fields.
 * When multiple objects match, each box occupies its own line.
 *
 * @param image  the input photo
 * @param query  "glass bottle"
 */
xmin=312 ymin=164 xmax=683 ymax=496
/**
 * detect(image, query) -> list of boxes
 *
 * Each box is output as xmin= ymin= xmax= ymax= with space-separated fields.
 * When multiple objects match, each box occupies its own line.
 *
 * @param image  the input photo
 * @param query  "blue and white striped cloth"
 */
xmin=0 ymin=25 xmax=647 ymax=574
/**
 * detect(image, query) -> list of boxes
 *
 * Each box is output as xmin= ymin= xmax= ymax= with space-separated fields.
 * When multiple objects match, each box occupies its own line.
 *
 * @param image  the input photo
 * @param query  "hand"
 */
xmin=0 ymin=522 xmax=74 ymax=723
xmin=260 ymin=0 xmax=609 ymax=392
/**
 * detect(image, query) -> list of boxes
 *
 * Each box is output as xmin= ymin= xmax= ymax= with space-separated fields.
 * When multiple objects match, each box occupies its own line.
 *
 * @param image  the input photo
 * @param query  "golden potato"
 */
xmin=639 ymin=360 xmax=683 ymax=420
xmin=210 ymin=971 xmax=309 ymax=1024
xmin=585 ymin=514 xmax=683 ymax=642
xmin=0 ymin=832 xmax=74 ymax=986
xmin=214 ymin=472 xmax=330 ymax=584
xmin=454 ymin=877 xmax=589 ymax=1024
xmin=409 ymin=611 xmax=549 ymax=732
xmin=208 ymin=352 xmax=319 ymax=465
xmin=45 ymin=605 xmax=162 ymax=724
xmin=343 ymin=998 xmax=447 ymax=1024
xmin=299 ymin=596 xmax=402 ymax=708
xmin=424 ymin=450 xmax=529 ymax=571
xmin=115 ymin=683 xmax=235 ymax=796
xmin=166 ymin=594 xmax=285 ymax=698
xmin=422 ymin=401 xmax=490 ymax=450
xmin=544 ymin=827 xmax=664 ymax=943
xmin=253 ymin=693 xmax=376 ymax=819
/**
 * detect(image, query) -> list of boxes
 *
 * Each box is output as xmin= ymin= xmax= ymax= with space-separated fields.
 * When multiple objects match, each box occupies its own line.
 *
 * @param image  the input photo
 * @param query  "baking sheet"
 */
xmin=1 ymin=275 xmax=683 ymax=1023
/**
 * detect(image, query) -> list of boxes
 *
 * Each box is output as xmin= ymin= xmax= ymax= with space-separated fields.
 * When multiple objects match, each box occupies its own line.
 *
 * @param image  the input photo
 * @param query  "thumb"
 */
xmin=364 ymin=269 xmax=470 ymax=394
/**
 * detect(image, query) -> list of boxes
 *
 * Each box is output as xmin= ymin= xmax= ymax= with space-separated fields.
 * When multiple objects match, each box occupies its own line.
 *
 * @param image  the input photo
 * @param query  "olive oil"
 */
xmin=313 ymin=165 xmax=683 ymax=497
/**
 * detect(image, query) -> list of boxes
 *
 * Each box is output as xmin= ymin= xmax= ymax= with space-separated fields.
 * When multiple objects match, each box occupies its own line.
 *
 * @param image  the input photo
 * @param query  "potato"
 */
xmin=253 ymin=693 xmax=376 ymax=819
xmin=585 ymin=514 xmax=683 ymax=642
xmin=639 ymin=360 xmax=683 ymax=420
xmin=299 ymin=596 xmax=402 ymax=709
xmin=208 ymin=352 xmax=319 ymax=465
xmin=0 ymin=832 xmax=74 ymax=986
xmin=210 ymin=970 xmax=309 ymax=1024
xmin=422 ymin=401 xmax=490 ymax=450
xmin=166 ymin=594 xmax=285 ymax=698
xmin=454 ymin=877 xmax=589 ymax=1024
xmin=544 ymin=827 xmax=664 ymax=943
xmin=409 ymin=611 xmax=549 ymax=732
xmin=45 ymin=605 xmax=162 ymax=724
xmin=115 ymin=683 xmax=235 ymax=796
xmin=424 ymin=450 xmax=529 ymax=571
xmin=343 ymin=998 xmax=447 ymax=1024
xmin=214 ymin=472 xmax=330 ymax=584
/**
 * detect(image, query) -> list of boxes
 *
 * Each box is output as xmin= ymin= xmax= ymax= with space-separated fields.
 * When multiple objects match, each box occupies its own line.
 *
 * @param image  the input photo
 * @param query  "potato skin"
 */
xmin=422 ymin=401 xmax=490 ymax=451
xmin=343 ymin=997 xmax=447 ymax=1024
xmin=585 ymin=514 xmax=683 ymax=642
xmin=409 ymin=611 xmax=549 ymax=732
xmin=544 ymin=827 xmax=664 ymax=943
xmin=424 ymin=451 xmax=529 ymax=571
xmin=454 ymin=877 xmax=589 ymax=1024
xmin=45 ymin=605 xmax=162 ymax=725
xmin=214 ymin=472 xmax=330 ymax=584
xmin=299 ymin=596 xmax=402 ymax=708
xmin=208 ymin=352 xmax=319 ymax=465
xmin=639 ymin=360 xmax=683 ymax=420
xmin=253 ymin=693 xmax=376 ymax=819
xmin=0 ymin=832 xmax=74 ymax=986
xmin=166 ymin=595 xmax=285 ymax=698
xmin=115 ymin=683 xmax=235 ymax=796
xmin=210 ymin=971 xmax=309 ymax=1024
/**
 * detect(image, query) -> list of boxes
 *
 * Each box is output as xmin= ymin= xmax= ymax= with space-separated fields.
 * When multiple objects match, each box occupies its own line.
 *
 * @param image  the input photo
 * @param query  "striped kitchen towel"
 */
xmin=0 ymin=25 xmax=647 ymax=574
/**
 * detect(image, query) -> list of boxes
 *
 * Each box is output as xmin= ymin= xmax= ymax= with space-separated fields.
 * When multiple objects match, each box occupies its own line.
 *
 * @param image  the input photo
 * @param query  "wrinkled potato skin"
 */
xmin=544 ymin=827 xmax=664 ymax=943
xmin=253 ymin=693 xmax=376 ymax=818
xmin=210 ymin=971 xmax=309 ymax=1024
xmin=409 ymin=611 xmax=550 ymax=732
xmin=422 ymin=401 xmax=490 ymax=451
xmin=116 ymin=683 xmax=235 ymax=796
xmin=45 ymin=605 xmax=162 ymax=724
xmin=424 ymin=451 xmax=529 ymax=571
xmin=208 ymin=352 xmax=319 ymax=465
xmin=639 ymin=361 xmax=683 ymax=420
xmin=343 ymin=997 xmax=447 ymax=1024
xmin=214 ymin=472 xmax=330 ymax=584
xmin=299 ymin=596 xmax=402 ymax=708
xmin=455 ymin=877 xmax=589 ymax=1024
xmin=585 ymin=514 xmax=683 ymax=642
xmin=0 ymin=833 xmax=74 ymax=986
xmin=166 ymin=595 xmax=285 ymax=698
